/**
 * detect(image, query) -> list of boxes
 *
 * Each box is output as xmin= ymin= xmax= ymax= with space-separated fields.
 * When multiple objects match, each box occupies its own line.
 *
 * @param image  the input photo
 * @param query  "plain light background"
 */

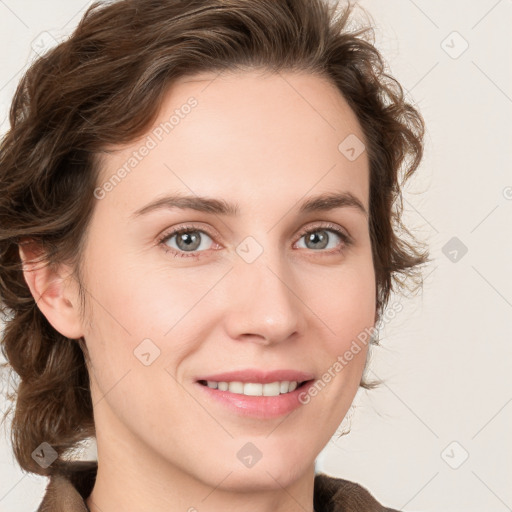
xmin=0 ymin=1 xmax=511 ymax=511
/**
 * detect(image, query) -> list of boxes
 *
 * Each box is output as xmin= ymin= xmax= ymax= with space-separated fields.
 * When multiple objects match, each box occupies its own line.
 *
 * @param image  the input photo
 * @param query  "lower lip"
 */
xmin=196 ymin=380 xmax=316 ymax=419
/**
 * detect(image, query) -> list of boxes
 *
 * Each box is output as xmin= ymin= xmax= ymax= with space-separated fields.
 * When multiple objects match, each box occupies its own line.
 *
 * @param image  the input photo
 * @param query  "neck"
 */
xmin=86 ymin=456 xmax=316 ymax=512
xmin=85 ymin=406 xmax=316 ymax=512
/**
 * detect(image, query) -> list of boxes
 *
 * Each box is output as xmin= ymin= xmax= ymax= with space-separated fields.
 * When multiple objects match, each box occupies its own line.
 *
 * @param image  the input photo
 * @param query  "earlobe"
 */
xmin=18 ymin=241 xmax=85 ymax=340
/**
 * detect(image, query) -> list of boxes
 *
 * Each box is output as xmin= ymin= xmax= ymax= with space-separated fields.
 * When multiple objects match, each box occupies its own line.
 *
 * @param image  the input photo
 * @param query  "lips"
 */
xmin=196 ymin=369 xmax=315 ymax=384
xmin=195 ymin=370 xmax=317 ymax=418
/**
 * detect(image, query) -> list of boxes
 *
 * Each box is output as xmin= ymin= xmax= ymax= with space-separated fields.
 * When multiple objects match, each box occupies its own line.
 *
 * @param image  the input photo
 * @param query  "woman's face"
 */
xmin=77 ymin=70 xmax=375 ymax=490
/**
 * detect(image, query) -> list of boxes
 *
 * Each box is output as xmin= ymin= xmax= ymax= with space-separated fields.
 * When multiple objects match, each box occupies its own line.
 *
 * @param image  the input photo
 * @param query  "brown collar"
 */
xmin=36 ymin=461 xmax=399 ymax=512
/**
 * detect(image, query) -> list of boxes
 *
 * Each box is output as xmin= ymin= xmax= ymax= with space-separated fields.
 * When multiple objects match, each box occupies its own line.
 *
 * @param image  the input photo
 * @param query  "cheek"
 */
xmin=82 ymin=257 xmax=220 ymax=383
xmin=313 ymin=260 xmax=376 ymax=351
xmin=308 ymin=269 xmax=374 ymax=382
xmin=84 ymin=246 xmax=202 ymax=336
xmin=83 ymin=225 xmax=376 ymax=372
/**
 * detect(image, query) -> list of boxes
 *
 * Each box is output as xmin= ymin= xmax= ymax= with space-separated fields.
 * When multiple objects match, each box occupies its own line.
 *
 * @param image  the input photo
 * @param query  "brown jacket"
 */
xmin=36 ymin=460 xmax=401 ymax=511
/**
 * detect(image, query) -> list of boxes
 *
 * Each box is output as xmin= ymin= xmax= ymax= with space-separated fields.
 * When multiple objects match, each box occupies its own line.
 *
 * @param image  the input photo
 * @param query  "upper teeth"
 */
xmin=206 ymin=380 xmax=299 ymax=396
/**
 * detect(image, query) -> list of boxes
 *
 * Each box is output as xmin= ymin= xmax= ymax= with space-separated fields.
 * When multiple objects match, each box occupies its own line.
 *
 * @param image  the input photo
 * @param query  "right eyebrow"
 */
xmin=130 ymin=190 xmax=368 ymax=219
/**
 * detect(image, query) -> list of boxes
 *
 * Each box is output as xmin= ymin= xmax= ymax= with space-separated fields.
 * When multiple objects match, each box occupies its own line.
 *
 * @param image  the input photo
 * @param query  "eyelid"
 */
xmin=155 ymin=222 xmax=221 ymax=250
xmin=295 ymin=221 xmax=352 ymax=244
xmin=156 ymin=221 xmax=352 ymax=258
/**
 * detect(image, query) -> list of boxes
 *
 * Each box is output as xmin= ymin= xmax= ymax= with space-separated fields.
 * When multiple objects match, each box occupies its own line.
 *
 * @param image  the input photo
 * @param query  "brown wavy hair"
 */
xmin=0 ymin=0 xmax=429 ymax=477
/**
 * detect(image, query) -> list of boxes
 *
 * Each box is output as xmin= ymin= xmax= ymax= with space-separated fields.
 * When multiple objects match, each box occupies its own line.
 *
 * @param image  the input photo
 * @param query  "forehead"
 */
xmin=94 ymin=70 xmax=369 ymax=216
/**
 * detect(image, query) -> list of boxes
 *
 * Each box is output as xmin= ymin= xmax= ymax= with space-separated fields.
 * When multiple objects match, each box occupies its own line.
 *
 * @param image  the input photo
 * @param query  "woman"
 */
xmin=0 ymin=0 xmax=428 ymax=510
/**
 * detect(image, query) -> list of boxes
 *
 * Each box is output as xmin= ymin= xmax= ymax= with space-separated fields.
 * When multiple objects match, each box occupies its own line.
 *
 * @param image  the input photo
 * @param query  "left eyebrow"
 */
xmin=299 ymin=191 xmax=368 ymax=218
xmin=130 ymin=191 xmax=368 ymax=219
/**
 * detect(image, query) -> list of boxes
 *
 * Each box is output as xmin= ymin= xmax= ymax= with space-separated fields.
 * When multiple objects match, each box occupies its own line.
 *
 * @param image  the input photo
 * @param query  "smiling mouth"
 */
xmin=197 ymin=379 xmax=312 ymax=397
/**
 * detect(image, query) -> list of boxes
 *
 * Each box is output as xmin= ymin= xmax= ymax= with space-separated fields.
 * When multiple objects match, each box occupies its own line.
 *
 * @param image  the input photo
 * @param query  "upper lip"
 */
xmin=196 ymin=369 xmax=315 ymax=384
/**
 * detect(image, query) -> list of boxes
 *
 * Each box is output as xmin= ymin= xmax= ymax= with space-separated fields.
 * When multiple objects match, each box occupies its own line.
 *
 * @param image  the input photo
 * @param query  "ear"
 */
xmin=18 ymin=240 xmax=85 ymax=340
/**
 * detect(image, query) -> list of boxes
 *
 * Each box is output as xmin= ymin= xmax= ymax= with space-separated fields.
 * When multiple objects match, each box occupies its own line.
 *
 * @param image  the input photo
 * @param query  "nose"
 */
xmin=222 ymin=248 xmax=306 ymax=346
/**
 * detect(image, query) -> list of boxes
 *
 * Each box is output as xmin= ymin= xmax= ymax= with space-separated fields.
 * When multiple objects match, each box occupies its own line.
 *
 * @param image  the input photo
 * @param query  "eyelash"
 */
xmin=156 ymin=222 xmax=353 ymax=259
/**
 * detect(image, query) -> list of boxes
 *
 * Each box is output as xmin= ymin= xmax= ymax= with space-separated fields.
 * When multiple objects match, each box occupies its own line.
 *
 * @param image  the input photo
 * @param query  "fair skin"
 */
xmin=21 ymin=70 xmax=375 ymax=512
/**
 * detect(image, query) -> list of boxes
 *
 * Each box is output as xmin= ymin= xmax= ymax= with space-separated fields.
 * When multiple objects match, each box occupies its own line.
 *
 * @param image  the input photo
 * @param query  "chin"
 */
xmin=213 ymin=460 xmax=310 ymax=493
xmin=240 ymin=445 xmax=313 ymax=490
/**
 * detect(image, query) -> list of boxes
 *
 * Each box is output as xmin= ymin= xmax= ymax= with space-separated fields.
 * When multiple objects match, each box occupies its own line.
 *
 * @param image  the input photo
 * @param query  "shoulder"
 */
xmin=314 ymin=472 xmax=401 ymax=512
